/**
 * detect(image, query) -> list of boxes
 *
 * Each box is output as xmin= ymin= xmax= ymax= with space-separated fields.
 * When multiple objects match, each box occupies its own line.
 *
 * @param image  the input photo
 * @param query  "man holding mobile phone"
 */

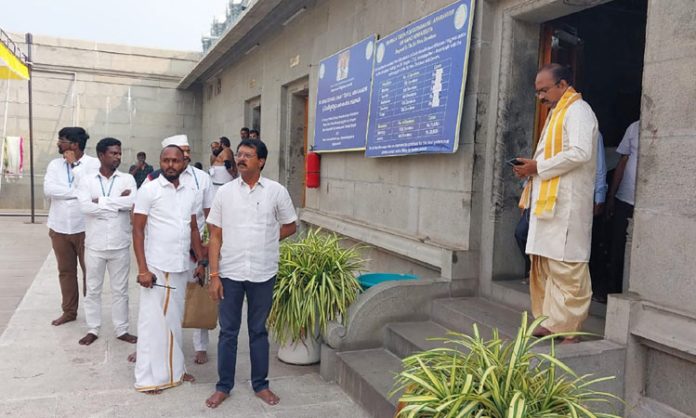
xmin=131 ymin=144 xmax=205 ymax=394
xmin=512 ymin=64 xmax=597 ymax=344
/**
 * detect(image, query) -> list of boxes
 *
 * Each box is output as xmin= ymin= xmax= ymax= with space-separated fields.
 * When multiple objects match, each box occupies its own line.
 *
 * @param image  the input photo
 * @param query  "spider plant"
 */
xmin=392 ymin=313 xmax=623 ymax=417
xmin=267 ymin=228 xmax=365 ymax=345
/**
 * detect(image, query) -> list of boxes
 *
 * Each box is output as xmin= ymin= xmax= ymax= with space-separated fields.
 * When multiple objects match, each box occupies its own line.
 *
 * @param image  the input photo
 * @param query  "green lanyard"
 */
xmin=98 ymin=176 xmax=116 ymax=197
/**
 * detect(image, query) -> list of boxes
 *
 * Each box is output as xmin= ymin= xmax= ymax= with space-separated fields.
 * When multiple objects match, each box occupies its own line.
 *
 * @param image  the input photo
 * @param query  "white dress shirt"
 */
xmin=44 ymin=154 xmax=100 ymax=234
xmin=76 ymin=170 xmax=137 ymax=251
xmin=207 ymin=176 xmax=297 ymax=283
xmin=180 ymin=165 xmax=214 ymax=236
xmin=615 ymin=120 xmax=640 ymax=205
xmin=134 ymin=175 xmax=197 ymax=273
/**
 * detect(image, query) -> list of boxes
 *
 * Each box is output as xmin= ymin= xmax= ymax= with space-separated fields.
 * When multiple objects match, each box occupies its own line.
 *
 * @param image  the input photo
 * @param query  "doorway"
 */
xmin=280 ymin=77 xmax=309 ymax=209
xmin=492 ymin=0 xmax=647 ymax=308
xmin=245 ymin=96 xmax=261 ymax=134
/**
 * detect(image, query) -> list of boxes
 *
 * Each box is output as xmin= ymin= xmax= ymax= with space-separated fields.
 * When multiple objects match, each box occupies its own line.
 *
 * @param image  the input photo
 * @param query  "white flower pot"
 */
xmin=277 ymin=333 xmax=321 ymax=365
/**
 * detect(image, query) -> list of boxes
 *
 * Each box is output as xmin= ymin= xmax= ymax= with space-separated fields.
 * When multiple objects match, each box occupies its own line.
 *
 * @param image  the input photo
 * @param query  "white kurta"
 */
xmin=525 ymin=99 xmax=598 ymax=263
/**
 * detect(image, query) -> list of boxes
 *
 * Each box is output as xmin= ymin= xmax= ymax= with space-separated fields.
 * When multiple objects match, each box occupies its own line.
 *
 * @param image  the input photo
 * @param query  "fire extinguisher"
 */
xmin=306 ymin=149 xmax=320 ymax=188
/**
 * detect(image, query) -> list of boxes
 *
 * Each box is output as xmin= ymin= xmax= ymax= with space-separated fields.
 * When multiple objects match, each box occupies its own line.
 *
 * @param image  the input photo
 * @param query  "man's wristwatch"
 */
xmin=197 ymin=259 xmax=209 ymax=267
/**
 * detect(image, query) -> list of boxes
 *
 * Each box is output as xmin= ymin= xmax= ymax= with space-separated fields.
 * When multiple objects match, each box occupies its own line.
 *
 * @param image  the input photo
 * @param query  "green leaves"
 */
xmin=267 ymin=228 xmax=365 ymax=344
xmin=392 ymin=313 xmax=623 ymax=417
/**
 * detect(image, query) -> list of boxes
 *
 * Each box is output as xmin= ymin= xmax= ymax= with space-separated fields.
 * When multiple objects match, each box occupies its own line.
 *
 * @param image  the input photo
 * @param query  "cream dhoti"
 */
xmin=209 ymin=165 xmax=234 ymax=195
xmin=134 ymin=266 xmax=188 ymax=392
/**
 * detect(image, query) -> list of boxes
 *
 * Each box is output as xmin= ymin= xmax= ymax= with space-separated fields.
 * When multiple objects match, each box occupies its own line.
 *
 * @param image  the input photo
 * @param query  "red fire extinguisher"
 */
xmin=306 ymin=150 xmax=320 ymax=188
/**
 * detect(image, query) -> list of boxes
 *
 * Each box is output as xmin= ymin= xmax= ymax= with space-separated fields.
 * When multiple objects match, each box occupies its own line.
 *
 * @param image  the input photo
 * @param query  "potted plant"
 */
xmin=268 ymin=228 xmax=365 ymax=365
xmin=392 ymin=313 xmax=623 ymax=417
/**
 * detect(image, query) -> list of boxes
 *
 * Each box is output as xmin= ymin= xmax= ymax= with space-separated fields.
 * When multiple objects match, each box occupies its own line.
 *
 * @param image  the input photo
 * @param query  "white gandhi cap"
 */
xmin=161 ymin=134 xmax=189 ymax=148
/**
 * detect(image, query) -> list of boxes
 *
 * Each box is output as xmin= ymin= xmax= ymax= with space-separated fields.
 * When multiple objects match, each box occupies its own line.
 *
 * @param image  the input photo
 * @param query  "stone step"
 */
xmin=336 ymin=348 xmax=402 ymax=418
xmin=431 ymin=297 xmax=523 ymax=339
xmin=384 ymin=321 xmax=451 ymax=358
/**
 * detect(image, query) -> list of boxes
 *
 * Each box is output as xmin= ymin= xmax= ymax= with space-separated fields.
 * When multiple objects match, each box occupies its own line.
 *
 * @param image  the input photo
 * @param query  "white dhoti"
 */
xmin=209 ymin=165 xmax=234 ymax=195
xmin=134 ymin=267 xmax=188 ymax=392
xmin=530 ymin=255 xmax=592 ymax=333
xmin=83 ymin=247 xmax=131 ymax=337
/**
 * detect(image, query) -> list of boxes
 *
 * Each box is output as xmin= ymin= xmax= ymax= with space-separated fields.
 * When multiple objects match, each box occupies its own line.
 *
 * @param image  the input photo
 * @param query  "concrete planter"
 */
xmin=277 ymin=333 xmax=321 ymax=365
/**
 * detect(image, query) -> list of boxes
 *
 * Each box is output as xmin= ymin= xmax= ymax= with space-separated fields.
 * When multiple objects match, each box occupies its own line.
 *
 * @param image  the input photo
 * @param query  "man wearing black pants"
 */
xmin=204 ymin=139 xmax=297 ymax=409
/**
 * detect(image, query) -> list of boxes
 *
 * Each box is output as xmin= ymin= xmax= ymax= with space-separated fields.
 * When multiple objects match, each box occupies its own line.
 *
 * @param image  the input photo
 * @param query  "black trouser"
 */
xmin=514 ymin=209 xmax=531 ymax=278
xmin=606 ymin=199 xmax=634 ymax=295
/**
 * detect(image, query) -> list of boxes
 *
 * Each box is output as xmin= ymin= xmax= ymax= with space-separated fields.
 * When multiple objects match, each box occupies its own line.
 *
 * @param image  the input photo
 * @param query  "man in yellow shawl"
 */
xmin=513 ymin=64 xmax=598 ymax=343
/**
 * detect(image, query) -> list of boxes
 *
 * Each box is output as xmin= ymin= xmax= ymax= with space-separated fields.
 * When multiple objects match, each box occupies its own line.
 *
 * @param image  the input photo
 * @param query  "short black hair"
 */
xmin=194 ymin=162 xmax=203 ymax=170
xmin=240 ymin=127 xmax=250 ymax=133
xmin=96 ymin=137 xmax=121 ymax=156
xmin=539 ymin=63 xmax=573 ymax=86
xmin=249 ymin=129 xmax=259 ymax=136
xmin=237 ymin=139 xmax=268 ymax=170
xmin=58 ymin=127 xmax=90 ymax=151
xmin=219 ymin=136 xmax=231 ymax=147
xmin=160 ymin=144 xmax=184 ymax=159
xmin=137 ymin=151 xmax=146 ymax=158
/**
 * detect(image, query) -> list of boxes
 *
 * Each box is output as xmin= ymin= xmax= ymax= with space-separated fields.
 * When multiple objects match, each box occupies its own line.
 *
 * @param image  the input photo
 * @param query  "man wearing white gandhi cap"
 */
xmin=142 ymin=134 xmax=216 ymax=365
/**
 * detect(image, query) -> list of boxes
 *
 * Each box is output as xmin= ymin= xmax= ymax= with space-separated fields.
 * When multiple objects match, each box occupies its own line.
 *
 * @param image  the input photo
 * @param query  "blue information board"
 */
xmin=313 ymin=35 xmax=377 ymax=152
xmin=365 ymin=0 xmax=475 ymax=157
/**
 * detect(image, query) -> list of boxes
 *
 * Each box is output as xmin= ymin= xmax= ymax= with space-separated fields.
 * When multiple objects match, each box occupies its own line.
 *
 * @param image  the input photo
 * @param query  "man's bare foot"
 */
xmin=194 ymin=351 xmax=208 ymax=364
xmin=560 ymin=336 xmax=580 ymax=344
xmin=117 ymin=333 xmax=138 ymax=344
xmin=51 ymin=314 xmax=76 ymax=326
xmin=183 ymin=373 xmax=195 ymax=383
xmin=143 ymin=389 xmax=163 ymax=395
xmin=78 ymin=333 xmax=98 ymax=345
xmin=127 ymin=352 xmax=137 ymax=363
xmin=206 ymin=391 xmax=229 ymax=409
xmin=532 ymin=325 xmax=552 ymax=337
xmin=255 ymin=388 xmax=280 ymax=406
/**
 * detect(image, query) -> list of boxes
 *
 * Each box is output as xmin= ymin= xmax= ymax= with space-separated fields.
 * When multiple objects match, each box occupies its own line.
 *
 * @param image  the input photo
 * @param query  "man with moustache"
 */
xmin=44 ymin=127 xmax=100 ymax=326
xmin=132 ymin=144 xmax=205 ymax=394
xmin=239 ymin=127 xmax=250 ymax=141
xmin=513 ymin=63 xmax=597 ymax=343
xmin=144 ymin=134 xmax=215 ymax=365
xmin=205 ymin=139 xmax=297 ymax=408
xmin=76 ymin=137 xmax=138 ymax=346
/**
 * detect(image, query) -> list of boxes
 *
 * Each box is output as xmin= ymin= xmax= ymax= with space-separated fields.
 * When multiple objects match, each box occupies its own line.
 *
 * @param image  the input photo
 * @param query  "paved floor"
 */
xmin=0 ymin=217 xmax=369 ymax=418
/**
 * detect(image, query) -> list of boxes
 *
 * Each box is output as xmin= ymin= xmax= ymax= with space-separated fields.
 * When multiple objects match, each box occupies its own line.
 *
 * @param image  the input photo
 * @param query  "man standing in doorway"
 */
xmin=44 ymin=127 xmax=100 ymax=326
xmin=129 ymin=152 xmax=153 ymax=188
xmin=209 ymin=136 xmax=237 ymax=195
xmin=605 ymin=120 xmax=640 ymax=297
xmin=205 ymin=139 xmax=297 ymax=408
xmin=249 ymin=129 xmax=260 ymax=140
xmin=513 ymin=64 xmax=597 ymax=343
xmin=132 ymin=144 xmax=205 ymax=393
xmin=240 ymin=127 xmax=250 ymax=141
xmin=76 ymin=137 xmax=138 ymax=346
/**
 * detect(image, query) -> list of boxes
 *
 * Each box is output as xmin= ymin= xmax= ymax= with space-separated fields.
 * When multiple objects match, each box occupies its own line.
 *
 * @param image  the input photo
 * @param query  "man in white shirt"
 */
xmin=606 ymin=120 xmax=640 ymax=296
xmin=205 ymin=139 xmax=297 ymax=409
xmin=43 ymin=127 xmax=100 ymax=326
xmin=152 ymin=134 xmax=215 ymax=365
xmin=76 ymin=137 xmax=138 ymax=346
xmin=132 ymin=144 xmax=205 ymax=394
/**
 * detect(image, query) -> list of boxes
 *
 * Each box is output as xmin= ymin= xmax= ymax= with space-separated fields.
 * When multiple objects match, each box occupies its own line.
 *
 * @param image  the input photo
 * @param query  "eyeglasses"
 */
xmin=236 ymin=152 xmax=257 ymax=159
xmin=535 ymin=82 xmax=561 ymax=97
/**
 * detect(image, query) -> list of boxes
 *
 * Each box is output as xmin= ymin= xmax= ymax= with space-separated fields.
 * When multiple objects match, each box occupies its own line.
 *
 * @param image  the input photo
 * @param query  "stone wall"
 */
xmin=199 ymin=0 xmax=489 ymax=275
xmin=0 ymin=34 xmax=202 ymax=210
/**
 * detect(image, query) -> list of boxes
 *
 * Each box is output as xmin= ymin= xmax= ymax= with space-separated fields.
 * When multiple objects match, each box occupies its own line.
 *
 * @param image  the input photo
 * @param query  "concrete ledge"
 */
xmin=631 ymin=301 xmax=696 ymax=359
xmin=301 ymin=208 xmax=462 ymax=270
xmin=324 ymin=278 xmax=456 ymax=351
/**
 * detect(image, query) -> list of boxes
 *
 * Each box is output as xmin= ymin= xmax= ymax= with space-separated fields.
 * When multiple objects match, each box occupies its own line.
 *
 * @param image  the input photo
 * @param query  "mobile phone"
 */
xmin=506 ymin=158 xmax=523 ymax=167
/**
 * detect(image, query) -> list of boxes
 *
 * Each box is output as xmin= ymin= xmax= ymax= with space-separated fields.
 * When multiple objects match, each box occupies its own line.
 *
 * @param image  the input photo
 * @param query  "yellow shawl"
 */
xmin=519 ymin=87 xmax=582 ymax=217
